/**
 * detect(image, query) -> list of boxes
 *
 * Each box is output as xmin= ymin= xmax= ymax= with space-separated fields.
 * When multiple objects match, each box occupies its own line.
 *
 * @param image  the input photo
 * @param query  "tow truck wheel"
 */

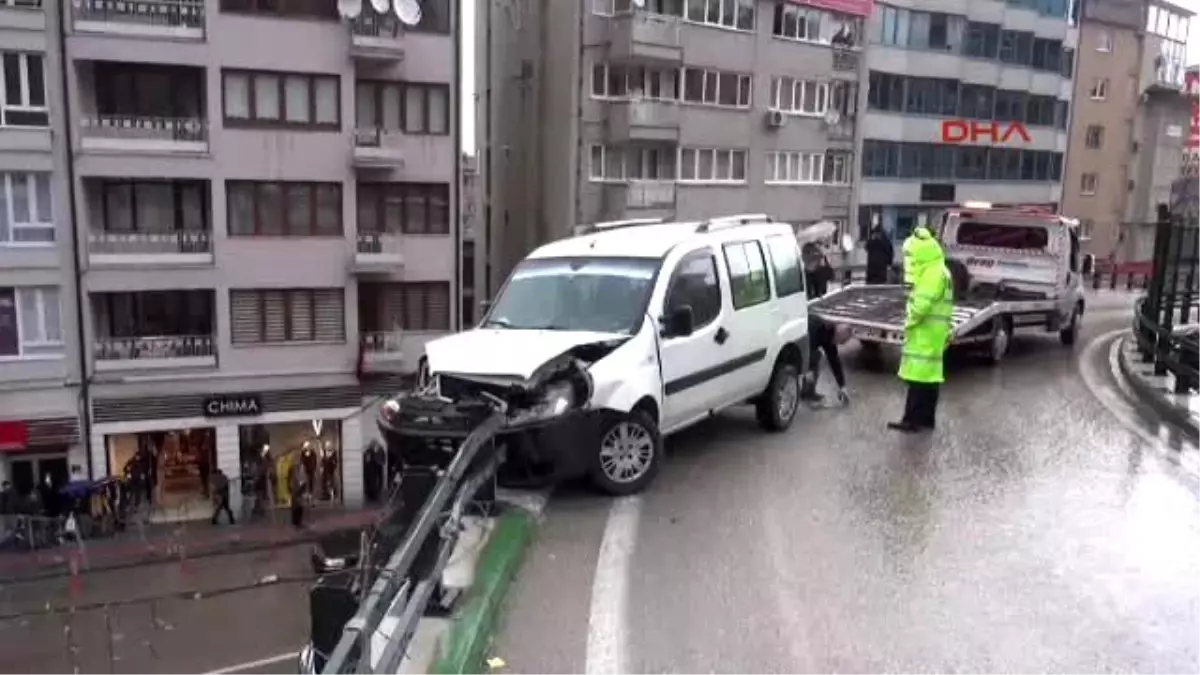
xmin=985 ymin=318 xmax=1012 ymax=366
xmin=756 ymin=362 xmax=801 ymax=432
xmin=589 ymin=411 xmax=662 ymax=496
xmin=1059 ymin=305 xmax=1082 ymax=346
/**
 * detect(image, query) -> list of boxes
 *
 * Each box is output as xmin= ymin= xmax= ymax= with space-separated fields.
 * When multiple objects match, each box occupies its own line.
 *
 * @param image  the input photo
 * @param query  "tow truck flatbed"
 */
xmin=809 ymin=284 xmax=1063 ymax=346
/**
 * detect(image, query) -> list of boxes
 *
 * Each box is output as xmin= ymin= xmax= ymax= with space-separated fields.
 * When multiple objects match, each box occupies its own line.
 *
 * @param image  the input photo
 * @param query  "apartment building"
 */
xmin=0 ymin=0 xmax=85 ymax=493
xmin=859 ymin=0 xmax=1078 ymax=243
xmin=478 ymin=0 xmax=872 ymax=292
xmin=47 ymin=0 xmax=459 ymax=515
xmin=461 ymin=152 xmax=483 ymax=325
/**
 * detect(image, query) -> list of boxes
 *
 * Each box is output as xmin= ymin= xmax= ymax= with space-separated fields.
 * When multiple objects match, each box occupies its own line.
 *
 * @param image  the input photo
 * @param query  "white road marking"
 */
xmin=585 ymin=495 xmax=642 ymax=675
xmin=205 ymin=651 xmax=298 ymax=674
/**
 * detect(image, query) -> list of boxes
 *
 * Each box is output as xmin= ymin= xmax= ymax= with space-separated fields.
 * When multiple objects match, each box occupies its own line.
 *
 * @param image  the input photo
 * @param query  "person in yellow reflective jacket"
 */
xmin=887 ymin=227 xmax=955 ymax=433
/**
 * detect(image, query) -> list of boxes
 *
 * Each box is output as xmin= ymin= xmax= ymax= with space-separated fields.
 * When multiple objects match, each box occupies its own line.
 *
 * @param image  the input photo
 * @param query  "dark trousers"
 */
xmin=901 ymin=381 xmax=941 ymax=428
xmin=803 ymin=324 xmax=846 ymax=392
xmin=211 ymin=495 xmax=234 ymax=525
xmin=865 ymin=266 xmax=890 ymax=284
xmin=290 ymin=501 xmax=305 ymax=528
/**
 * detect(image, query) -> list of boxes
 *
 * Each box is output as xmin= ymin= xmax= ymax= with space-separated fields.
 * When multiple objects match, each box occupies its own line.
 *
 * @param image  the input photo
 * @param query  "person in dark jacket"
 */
xmin=210 ymin=468 xmax=235 ymax=525
xmin=865 ymin=224 xmax=895 ymax=284
xmin=800 ymin=245 xmax=849 ymax=406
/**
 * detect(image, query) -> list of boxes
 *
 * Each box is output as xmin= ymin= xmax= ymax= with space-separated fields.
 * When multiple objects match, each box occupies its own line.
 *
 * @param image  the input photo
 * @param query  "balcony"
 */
xmin=352 ymin=232 xmax=405 ymax=273
xmin=605 ymin=100 xmax=680 ymax=143
xmin=0 ymin=0 xmax=44 ymax=31
xmin=77 ymin=62 xmax=208 ymax=155
xmin=608 ymin=12 xmax=682 ymax=63
xmin=91 ymin=290 xmax=216 ymax=372
xmin=93 ymin=335 xmax=215 ymax=372
xmin=349 ymin=12 xmax=405 ymax=61
xmin=603 ymin=180 xmax=676 ymax=219
xmin=831 ymin=48 xmax=861 ymax=74
xmin=359 ymin=331 xmax=406 ymax=372
xmin=71 ymin=0 xmax=205 ymax=40
xmin=352 ymin=128 xmax=406 ymax=168
xmin=88 ymin=231 xmax=212 ymax=266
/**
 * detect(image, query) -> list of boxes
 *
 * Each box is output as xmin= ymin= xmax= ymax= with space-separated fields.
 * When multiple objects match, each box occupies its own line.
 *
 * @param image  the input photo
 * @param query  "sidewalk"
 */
xmin=1117 ymin=334 xmax=1200 ymax=436
xmin=0 ymin=505 xmax=381 ymax=584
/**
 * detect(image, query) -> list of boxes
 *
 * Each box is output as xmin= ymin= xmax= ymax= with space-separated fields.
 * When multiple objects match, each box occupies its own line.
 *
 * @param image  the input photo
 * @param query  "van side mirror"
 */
xmin=1081 ymin=254 xmax=1094 ymax=276
xmin=662 ymin=305 xmax=695 ymax=338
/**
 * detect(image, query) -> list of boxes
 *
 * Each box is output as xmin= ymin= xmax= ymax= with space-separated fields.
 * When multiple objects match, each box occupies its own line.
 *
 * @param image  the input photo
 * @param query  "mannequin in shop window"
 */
xmin=321 ymin=440 xmax=338 ymax=502
xmin=363 ymin=441 xmax=385 ymax=504
xmin=301 ymin=441 xmax=319 ymax=499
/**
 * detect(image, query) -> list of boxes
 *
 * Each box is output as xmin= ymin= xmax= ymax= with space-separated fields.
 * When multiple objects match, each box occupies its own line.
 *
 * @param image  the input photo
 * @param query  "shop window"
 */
xmin=108 ymin=428 xmax=217 ymax=514
xmin=238 ymin=420 xmax=343 ymax=507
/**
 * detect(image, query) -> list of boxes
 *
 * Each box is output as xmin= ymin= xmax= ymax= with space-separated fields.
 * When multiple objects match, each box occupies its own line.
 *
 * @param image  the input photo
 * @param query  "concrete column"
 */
xmin=215 ymin=424 xmax=241 ymax=513
xmin=89 ymin=428 xmax=107 ymax=479
xmin=341 ymin=415 xmax=364 ymax=508
xmin=68 ymin=443 xmax=89 ymax=481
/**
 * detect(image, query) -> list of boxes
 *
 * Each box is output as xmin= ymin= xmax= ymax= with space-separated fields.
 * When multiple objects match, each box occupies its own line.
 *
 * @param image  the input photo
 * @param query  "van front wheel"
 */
xmin=589 ymin=411 xmax=663 ymax=496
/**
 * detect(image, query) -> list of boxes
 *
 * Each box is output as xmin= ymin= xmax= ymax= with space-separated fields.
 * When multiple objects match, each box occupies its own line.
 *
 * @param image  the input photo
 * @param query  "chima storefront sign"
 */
xmin=203 ymin=394 xmax=263 ymax=418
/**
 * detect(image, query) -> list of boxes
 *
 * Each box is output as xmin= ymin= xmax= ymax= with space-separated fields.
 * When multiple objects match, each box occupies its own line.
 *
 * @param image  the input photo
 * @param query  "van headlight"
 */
xmin=508 ymin=381 xmax=576 ymax=426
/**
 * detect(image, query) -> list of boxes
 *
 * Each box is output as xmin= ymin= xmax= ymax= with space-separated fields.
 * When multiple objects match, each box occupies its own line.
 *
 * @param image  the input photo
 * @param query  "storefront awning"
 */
xmin=0 ymin=417 xmax=80 ymax=454
xmin=0 ymin=420 xmax=29 ymax=453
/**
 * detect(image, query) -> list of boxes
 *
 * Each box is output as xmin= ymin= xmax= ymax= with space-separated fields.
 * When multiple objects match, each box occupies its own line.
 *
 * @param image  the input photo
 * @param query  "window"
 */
xmin=681 ymin=67 xmax=752 ymax=108
xmin=824 ymin=153 xmax=851 ymax=185
xmin=955 ymin=221 xmax=1049 ymax=250
xmin=98 ymin=180 xmax=208 ymax=234
xmin=773 ymin=2 xmax=858 ymax=45
xmin=222 ymin=69 xmax=340 ymax=129
xmin=684 ymin=0 xmax=754 ymax=31
xmin=964 ymin=22 xmax=1000 ymax=58
xmin=591 ymin=63 xmax=679 ymax=100
xmin=1085 ymin=125 xmax=1104 ymax=149
xmin=1096 ymin=28 xmax=1112 ymax=52
xmin=230 ymin=288 xmax=345 ymax=344
xmin=226 ymin=181 xmax=342 ymax=236
xmin=0 ymin=286 xmax=61 ymax=357
xmin=765 ymin=151 xmax=823 ymax=184
xmin=218 ymin=0 xmax=337 ymax=19
xmin=1080 ymin=172 xmax=1098 ymax=195
xmin=356 ymin=80 xmax=449 ymax=135
xmin=722 ymin=241 xmax=770 ymax=309
xmin=397 ymin=282 xmax=452 ymax=332
xmin=664 ymin=249 xmax=722 ymax=331
xmin=764 ymin=235 xmax=803 ymax=298
xmin=679 ymin=147 xmax=747 ymax=183
xmin=770 ymin=77 xmax=828 ymax=115
xmin=589 ymin=144 xmax=626 ymax=181
xmin=1089 ymin=77 xmax=1108 ymax=100
xmin=357 ymin=183 xmax=451 ymax=235
xmin=0 ymin=52 xmax=47 ymax=127
xmin=0 ymin=173 xmax=53 ymax=244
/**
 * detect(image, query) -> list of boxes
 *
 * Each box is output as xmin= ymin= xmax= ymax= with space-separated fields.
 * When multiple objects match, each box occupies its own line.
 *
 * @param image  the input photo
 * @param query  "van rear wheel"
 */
xmin=756 ymin=362 xmax=801 ymax=432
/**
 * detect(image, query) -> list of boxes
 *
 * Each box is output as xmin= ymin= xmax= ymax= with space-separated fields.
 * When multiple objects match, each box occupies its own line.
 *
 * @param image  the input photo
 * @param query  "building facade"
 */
xmin=0 ymin=0 xmax=86 ymax=493
xmin=1 ymin=0 xmax=461 ymax=516
xmin=479 ymin=0 xmax=872 ymax=291
xmin=859 ymin=0 xmax=1078 ymax=244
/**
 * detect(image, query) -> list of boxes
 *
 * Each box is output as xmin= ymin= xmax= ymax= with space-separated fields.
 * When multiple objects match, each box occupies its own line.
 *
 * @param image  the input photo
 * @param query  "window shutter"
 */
xmin=289 ymin=290 xmax=315 ymax=341
xmin=401 ymin=284 xmax=424 ymax=330
xmin=263 ymin=290 xmax=288 ymax=342
xmin=313 ymin=288 xmax=345 ymax=341
xmin=230 ymin=290 xmax=262 ymax=344
xmin=427 ymin=282 xmax=450 ymax=331
xmin=381 ymin=284 xmax=405 ymax=331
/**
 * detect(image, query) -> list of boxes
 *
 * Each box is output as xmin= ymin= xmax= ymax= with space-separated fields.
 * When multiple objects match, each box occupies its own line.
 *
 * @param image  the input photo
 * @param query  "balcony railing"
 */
xmin=355 ymin=127 xmax=384 ymax=148
xmin=832 ymin=48 xmax=860 ymax=72
xmin=351 ymin=13 xmax=402 ymax=38
xmin=79 ymin=114 xmax=208 ymax=143
xmin=626 ymin=180 xmax=675 ymax=208
xmin=1 ymin=0 xmax=42 ymax=9
xmin=73 ymin=0 xmax=204 ymax=29
xmin=361 ymin=331 xmax=403 ymax=357
xmin=89 ymin=230 xmax=212 ymax=255
xmin=94 ymin=335 xmax=214 ymax=362
xmin=357 ymin=232 xmax=399 ymax=254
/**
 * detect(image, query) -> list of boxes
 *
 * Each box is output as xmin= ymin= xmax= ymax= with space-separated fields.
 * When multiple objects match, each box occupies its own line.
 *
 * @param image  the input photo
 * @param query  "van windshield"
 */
xmin=955 ymin=221 xmax=1050 ymax=250
xmin=483 ymin=257 xmax=659 ymax=334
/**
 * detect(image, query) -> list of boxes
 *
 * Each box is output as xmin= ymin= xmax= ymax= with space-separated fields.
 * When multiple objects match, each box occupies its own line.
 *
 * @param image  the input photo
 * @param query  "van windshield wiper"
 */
xmin=481 ymin=317 xmax=512 ymax=328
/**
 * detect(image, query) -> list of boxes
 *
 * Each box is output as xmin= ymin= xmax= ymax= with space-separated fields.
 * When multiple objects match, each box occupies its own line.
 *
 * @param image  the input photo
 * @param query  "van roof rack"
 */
xmin=575 ymin=218 xmax=666 ymax=236
xmin=695 ymin=213 xmax=773 ymax=233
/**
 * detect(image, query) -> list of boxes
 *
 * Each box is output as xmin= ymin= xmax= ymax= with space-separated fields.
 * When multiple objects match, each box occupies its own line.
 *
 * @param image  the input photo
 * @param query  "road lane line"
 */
xmin=205 ymin=651 xmax=298 ymax=674
xmin=585 ymin=495 xmax=642 ymax=675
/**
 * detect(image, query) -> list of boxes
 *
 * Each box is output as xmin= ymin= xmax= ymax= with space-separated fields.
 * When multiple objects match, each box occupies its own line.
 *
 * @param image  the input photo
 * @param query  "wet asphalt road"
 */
xmin=494 ymin=294 xmax=1200 ymax=674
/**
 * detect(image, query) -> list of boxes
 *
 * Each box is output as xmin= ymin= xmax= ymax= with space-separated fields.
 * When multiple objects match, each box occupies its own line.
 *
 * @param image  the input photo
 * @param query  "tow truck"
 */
xmin=809 ymin=203 xmax=1090 ymax=365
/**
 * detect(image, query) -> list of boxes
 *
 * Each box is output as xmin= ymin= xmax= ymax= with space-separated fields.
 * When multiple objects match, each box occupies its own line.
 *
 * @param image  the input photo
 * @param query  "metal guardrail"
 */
xmin=320 ymin=402 xmax=507 ymax=674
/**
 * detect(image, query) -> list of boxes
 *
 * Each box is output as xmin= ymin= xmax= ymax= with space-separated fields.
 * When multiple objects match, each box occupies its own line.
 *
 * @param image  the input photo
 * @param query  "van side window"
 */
xmin=664 ymin=249 xmax=722 ymax=331
xmin=764 ymin=235 xmax=804 ymax=298
xmin=723 ymin=241 xmax=771 ymax=309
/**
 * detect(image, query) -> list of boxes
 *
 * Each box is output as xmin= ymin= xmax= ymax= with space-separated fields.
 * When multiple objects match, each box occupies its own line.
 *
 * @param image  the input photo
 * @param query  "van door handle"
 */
xmin=714 ymin=327 xmax=729 ymax=345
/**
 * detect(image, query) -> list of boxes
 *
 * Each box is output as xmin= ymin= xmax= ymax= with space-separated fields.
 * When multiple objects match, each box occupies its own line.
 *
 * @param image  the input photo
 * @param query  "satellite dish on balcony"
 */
xmin=632 ymin=0 xmax=646 ymax=6
xmin=394 ymin=0 xmax=423 ymax=25
xmin=823 ymin=109 xmax=841 ymax=126
xmin=369 ymin=0 xmax=389 ymax=15
xmin=337 ymin=0 xmax=362 ymax=19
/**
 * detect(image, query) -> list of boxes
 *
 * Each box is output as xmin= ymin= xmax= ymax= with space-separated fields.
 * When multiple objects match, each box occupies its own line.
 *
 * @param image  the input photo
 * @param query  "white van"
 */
xmin=383 ymin=214 xmax=811 ymax=495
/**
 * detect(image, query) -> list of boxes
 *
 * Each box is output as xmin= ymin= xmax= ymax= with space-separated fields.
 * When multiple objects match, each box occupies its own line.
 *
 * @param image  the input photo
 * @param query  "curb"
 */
xmin=1117 ymin=335 xmax=1200 ymax=439
xmin=430 ymin=509 xmax=535 ymax=675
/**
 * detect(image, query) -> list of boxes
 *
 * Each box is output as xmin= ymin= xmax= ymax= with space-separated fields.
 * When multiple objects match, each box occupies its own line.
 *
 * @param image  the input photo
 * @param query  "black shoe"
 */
xmin=887 ymin=421 xmax=920 ymax=433
xmin=799 ymin=388 xmax=822 ymax=402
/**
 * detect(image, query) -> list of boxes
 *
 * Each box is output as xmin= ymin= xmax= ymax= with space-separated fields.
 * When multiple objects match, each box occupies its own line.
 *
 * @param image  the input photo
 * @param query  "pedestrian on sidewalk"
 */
xmin=799 ymin=243 xmax=849 ymax=406
xmin=288 ymin=462 xmax=308 ymax=529
xmin=865 ymin=223 xmax=894 ymax=285
xmin=888 ymin=227 xmax=954 ymax=433
xmin=210 ymin=468 xmax=235 ymax=525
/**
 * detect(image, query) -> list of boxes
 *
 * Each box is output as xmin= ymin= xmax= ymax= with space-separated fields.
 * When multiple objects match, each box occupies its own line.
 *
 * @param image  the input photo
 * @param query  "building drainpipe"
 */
xmin=55 ymin=0 xmax=93 ymax=480
xmin=453 ymin=0 xmax=462 ymax=334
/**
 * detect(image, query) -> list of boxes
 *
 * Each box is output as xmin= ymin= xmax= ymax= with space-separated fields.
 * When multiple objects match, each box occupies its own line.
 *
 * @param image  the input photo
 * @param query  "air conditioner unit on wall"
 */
xmin=764 ymin=110 xmax=786 ymax=129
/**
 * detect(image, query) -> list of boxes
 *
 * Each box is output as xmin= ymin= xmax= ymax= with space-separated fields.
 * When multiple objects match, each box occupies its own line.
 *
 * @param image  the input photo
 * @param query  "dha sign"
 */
xmin=941 ymin=120 xmax=1032 ymax=145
